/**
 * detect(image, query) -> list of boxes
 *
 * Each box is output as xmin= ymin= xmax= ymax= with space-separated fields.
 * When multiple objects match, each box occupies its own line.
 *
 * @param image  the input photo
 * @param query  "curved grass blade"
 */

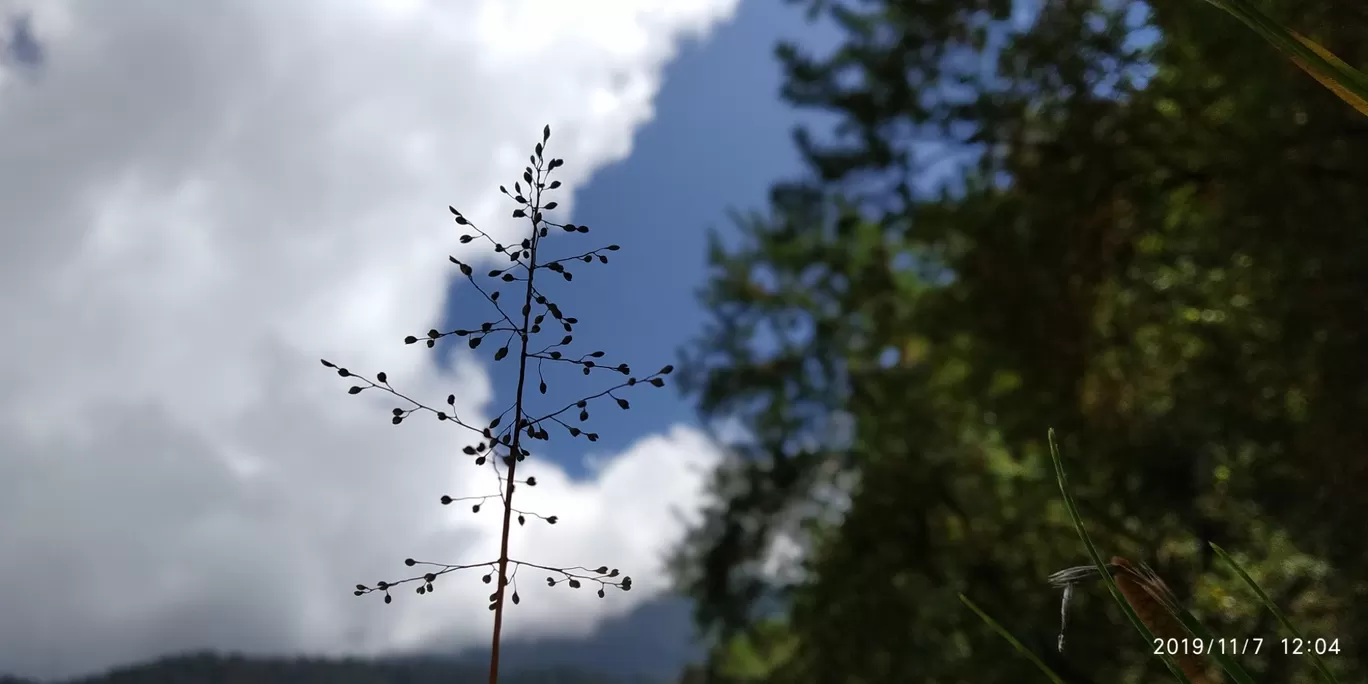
xmin=1167 ymin=599 xmax=1258 ymax=684
xmin=960 ymin=594 xmax=1070 ymax=684
xmin=1211 ymin=542 xmax=1340 ymax=684
xmin=1049 ymin=430 xmax=1256 ymax=684
xmin=1047 ymin=429 xmax=1193 ymax=683
xmin=1203 ymin=0 xmax=1368 ymax=117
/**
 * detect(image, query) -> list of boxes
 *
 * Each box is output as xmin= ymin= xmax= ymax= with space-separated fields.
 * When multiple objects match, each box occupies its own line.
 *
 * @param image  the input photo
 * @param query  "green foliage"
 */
xmin=1212 ymin=543 xmax=1341 ymax=683
xmin=970 ymin=434 xmax=1344 ymax=684
xmin=672 ymin=0 xmax=1368 ymax=681
xmin=712 ymin=621 xmax=798 ymax=682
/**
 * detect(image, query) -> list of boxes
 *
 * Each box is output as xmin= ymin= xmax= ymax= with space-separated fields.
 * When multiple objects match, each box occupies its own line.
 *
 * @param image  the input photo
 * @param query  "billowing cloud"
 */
xmin=0 ymin=0 xmax=734 ymax=679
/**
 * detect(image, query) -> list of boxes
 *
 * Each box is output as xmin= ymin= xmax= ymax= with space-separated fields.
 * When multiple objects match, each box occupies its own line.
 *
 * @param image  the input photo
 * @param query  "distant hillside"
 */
xmin=444 ymin=597 xmax=701 ymax=681
xmin=0 ymin=598 xmax=700 ymax=684
xmin=0 ymin=652 xmax=657 ymax=684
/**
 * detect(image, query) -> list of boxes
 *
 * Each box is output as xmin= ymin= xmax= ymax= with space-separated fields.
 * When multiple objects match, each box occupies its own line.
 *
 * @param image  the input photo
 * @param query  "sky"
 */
xmin=0 ymin=0 xmax=837 ymax=681
xmin=442 ymin=0 xmax=840 ymax=473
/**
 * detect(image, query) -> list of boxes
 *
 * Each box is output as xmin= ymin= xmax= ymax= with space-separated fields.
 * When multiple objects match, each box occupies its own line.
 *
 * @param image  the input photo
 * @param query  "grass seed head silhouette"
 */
xmin=318 ymin=125 xmax=671 ymax=684
xmin=1050 ymin=556 xmax=1214 ymax=684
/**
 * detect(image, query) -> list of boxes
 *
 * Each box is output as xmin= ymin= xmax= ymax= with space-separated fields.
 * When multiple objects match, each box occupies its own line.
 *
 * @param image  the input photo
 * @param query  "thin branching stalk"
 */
xmin=319 ymin=126 xmax=669 ymax=683
xmin=485 ymin=129 xmax=546 ymax=684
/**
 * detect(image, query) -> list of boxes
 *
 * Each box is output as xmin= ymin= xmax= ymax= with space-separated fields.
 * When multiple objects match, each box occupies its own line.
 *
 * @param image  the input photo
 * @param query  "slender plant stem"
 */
xmin=487 ymin=166 xmax=543 ymax=684
xmin=326 ymin=128 xmax=646 ymax=684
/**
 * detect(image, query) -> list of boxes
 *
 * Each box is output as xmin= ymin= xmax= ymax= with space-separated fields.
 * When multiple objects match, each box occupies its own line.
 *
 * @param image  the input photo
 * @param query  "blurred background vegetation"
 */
xmin=668 ymin=0 xmax=1368 ymax=682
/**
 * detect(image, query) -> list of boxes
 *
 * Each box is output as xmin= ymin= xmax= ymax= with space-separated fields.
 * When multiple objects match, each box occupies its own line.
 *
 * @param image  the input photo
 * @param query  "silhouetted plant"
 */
xmin=318 ymin=125 xmax=671 ymax=684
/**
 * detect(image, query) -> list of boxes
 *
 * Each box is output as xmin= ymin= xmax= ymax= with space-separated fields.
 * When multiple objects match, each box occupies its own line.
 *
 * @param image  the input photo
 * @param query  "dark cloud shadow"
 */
xmin=4 ymin=13 xmax=43 ymax=68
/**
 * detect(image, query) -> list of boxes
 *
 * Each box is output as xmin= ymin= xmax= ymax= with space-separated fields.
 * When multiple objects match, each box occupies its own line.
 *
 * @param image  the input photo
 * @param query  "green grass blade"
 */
xmin=960 ymin=594 xmax=1070 ymax=684
xmin=1211 ymin=542 xmax=1341 ymax=684
xmin=1047 ymin=429 xmax=1193 ymax=683
xmin=1048 ymin=430 xmax=1257 ymax=684
xmin=1169 ymin=603 xmax=1259 ymax=684
xmin=1203 ymin=0 xmax=1368 ymax=117
xmin=1205 ymin=0 xmax=1368 ymax=93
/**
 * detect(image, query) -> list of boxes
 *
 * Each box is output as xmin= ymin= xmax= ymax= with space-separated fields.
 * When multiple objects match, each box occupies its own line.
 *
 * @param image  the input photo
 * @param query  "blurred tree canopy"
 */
xmin=672 ymin=0 xmax=1368 ymax=682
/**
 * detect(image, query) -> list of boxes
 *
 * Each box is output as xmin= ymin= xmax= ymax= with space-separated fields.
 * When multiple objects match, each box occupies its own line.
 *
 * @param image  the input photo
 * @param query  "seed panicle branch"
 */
xmin=317 ymin=125 xmax=671 ymax=684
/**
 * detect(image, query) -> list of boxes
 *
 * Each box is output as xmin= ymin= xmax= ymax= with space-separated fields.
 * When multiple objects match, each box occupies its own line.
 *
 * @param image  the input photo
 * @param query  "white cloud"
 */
xmin=0 ymin=0 xmax=734 ymax=679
